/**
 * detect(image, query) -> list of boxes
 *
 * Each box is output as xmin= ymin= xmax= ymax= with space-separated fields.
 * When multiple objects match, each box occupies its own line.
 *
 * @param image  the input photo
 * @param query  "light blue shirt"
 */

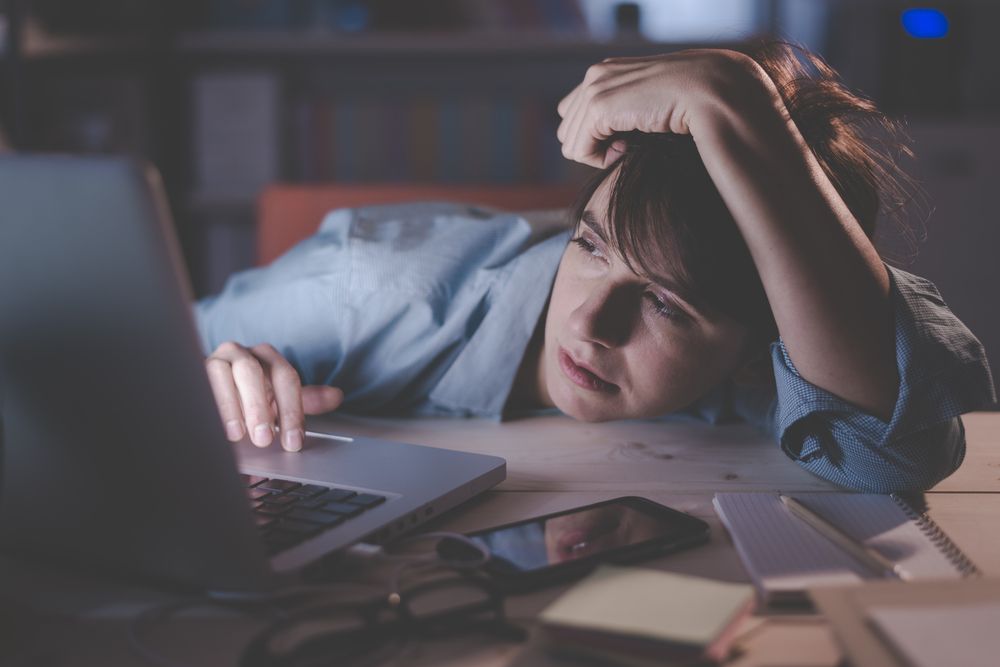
xmin=194 ymin=203 xmax=996 ymax=493
xmin=195 ymin=203 xmax=563 ymax=419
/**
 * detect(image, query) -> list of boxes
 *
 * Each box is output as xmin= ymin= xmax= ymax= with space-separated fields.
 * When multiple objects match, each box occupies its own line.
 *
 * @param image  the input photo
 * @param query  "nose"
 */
xmin=567 ymin=281 xmax=632 ymax=348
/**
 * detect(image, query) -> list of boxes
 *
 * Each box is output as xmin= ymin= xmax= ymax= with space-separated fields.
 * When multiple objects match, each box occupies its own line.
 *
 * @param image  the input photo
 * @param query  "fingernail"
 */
xmin=284 ymin=429 xmax=303 ymax=452
xmin=225 ymin=420 xmax=244 ymax=441
xmin=252 ymin=423 xmax=273 ymax=447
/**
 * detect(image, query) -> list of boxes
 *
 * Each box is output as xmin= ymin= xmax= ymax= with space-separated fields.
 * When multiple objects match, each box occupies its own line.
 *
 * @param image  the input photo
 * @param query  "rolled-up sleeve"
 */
xmin=770 ymin=265 xmax=996 ymax=493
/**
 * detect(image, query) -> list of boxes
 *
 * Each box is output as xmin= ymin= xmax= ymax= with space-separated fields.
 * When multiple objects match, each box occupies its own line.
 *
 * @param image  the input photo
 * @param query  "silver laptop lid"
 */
xmin=0 ymin=155 xmax=275 ymax=591
xmin=0 ymin=155 xmax=507 ymax=593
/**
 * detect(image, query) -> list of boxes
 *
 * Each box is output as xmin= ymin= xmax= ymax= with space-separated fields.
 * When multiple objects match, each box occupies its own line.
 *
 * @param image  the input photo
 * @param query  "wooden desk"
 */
xmin=2 ymin=412 xmax=998 ymax=667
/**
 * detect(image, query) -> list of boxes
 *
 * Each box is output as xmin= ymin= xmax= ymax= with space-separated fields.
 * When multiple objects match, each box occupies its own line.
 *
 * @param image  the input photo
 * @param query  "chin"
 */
xmin=552 ymin=385 xmax=620 ymax=423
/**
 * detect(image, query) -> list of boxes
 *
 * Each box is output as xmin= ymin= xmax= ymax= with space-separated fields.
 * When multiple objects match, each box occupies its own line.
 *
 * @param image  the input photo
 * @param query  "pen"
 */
xmin=778 ymin=494 xmax=911 ymax=581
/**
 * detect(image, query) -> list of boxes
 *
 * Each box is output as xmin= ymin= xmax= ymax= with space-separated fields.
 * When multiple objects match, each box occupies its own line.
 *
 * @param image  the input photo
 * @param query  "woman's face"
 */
xmin=541 ymin=177 xmax=750 ymax=422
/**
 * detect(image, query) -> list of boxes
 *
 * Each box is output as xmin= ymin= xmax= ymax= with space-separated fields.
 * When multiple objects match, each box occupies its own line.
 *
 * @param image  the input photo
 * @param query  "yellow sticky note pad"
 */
xmin=540 ymin=564 xmax=755 ymax=647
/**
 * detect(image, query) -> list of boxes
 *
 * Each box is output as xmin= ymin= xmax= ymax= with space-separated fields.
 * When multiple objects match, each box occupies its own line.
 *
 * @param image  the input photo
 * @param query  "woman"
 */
xmin=195 ymin=41 xmax=994 ymax=493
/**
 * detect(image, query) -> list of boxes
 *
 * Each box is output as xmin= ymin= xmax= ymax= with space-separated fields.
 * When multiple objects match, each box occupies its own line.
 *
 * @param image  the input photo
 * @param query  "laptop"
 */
xmin=0 ymin=155 xmax=506 ymax=593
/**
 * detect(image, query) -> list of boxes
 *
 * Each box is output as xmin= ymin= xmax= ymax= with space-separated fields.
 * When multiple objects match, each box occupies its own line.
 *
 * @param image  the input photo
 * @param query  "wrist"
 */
xmin=687 ymin=51 xmax=783 ymax=137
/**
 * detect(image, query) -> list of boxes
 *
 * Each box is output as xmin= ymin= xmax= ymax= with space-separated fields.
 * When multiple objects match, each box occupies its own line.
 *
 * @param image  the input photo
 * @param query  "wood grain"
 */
xmin=2 ymin=412 xmax=995 ymax=667
xmin=308 ymin=412 xmax=838 ymax=492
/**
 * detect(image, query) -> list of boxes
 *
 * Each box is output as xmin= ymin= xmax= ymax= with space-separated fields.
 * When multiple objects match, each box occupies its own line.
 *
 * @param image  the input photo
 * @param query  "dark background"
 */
xmin=1 ymin=0 xmax=997 ymax=399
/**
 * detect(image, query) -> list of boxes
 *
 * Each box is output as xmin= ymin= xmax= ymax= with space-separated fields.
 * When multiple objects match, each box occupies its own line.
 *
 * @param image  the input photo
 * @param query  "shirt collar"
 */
xmin=428 ymin=230 xmax=570 ymax=419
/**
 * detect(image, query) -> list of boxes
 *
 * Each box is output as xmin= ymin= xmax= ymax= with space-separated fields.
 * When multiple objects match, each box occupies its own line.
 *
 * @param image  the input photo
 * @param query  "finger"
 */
xmin=557 ymin=83 xmax=586 ymax=146
xmin=570 ymin=106 xmax=606 ymax=168
xmin=556 ymin=81 xmax=582 ymax=121
xmin=564 ymin=84 xmax=605 ymax=168
xmin=560 ymin=81 xmax=591 ymax=162
xmin=302 ymin=385 xmax=345 ymax=414
xmin=573 ymin=80 xmax=644 ymax=168
xmin=222 ymin=348 xmax=276 ymax=448
xmin=560 ymin=60 xmax=614 ymax=147
xmin=210 ymin=342 xmax=275 ymax=446
xmin=565 ymin=64 xmax=628 ymax=167
xmin=602 ymin=138 xmax=627 ymax=169
xmin=204 ymin=356 xmax=246 ymax=442
xmin=253 ymin=344 xmax=305 ymax=453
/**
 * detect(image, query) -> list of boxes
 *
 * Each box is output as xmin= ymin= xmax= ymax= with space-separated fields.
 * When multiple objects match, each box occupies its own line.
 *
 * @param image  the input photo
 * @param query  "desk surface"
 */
xmin=2 ymin=412 xmax=998 ymax=667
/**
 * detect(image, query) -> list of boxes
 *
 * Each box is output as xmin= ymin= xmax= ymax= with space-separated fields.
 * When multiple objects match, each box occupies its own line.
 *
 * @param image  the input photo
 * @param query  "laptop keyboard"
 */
xmin=241 ymin=474 xmax=386 ymax=555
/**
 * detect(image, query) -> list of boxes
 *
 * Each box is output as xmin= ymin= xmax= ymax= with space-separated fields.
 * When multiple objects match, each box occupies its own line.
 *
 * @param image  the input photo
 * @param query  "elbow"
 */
xmin=886 ymin=417 xmax=966 ymax=493
xmin=783 ymin=417 xmax=966 ymax=494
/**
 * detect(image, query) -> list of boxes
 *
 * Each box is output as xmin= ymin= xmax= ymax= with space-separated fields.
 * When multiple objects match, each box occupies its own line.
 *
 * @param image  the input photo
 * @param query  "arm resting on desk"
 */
xmin=761 ymin=265 xmax=995 ymax=493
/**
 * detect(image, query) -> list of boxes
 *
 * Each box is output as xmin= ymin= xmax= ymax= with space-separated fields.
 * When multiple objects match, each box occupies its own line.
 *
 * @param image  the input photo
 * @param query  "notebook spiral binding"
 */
xmin=890 ymin=494 xmax=982 ymax=577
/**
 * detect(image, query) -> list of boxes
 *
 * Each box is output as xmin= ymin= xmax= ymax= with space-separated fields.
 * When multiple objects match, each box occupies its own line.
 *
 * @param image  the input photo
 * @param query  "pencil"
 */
xmin=778 ymin=494 xmax=911 ymax=581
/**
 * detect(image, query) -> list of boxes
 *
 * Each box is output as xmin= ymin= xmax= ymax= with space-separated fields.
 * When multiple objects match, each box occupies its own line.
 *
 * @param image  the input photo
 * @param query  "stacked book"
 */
xmin=536 ymin=565 xmax=755 ymax=666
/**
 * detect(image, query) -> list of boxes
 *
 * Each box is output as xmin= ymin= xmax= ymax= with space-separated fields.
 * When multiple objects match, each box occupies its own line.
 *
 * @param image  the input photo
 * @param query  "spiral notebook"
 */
xmin=712 ymin=492 xmax=979 ymax=606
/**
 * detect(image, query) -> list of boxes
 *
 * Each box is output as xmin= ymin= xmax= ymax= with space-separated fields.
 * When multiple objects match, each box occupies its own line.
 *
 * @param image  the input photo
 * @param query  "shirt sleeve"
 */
xmin=191 ymin=203 xmax=545 ymax=416
xmin=192 ymin=209 xmax=354 ymax=388
xmin=767 ymin=264 xmax=996 ymax=493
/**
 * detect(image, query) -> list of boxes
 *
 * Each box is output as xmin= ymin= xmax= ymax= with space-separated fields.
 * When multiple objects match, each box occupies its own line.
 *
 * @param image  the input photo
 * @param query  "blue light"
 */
xmin=902 ymin=8 xmax=949 ymax=39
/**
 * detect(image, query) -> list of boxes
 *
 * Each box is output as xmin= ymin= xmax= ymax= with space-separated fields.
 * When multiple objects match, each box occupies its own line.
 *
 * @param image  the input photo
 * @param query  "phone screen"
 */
xmin=466 ymin=497 xmax=707 ymax=574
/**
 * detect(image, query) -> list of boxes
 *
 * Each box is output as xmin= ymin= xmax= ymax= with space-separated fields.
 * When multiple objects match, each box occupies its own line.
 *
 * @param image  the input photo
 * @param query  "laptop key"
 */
xmin=286 ymin=508 xmax=346 ymax=526
xmin=241 ymin=474 xmax=268 ymax=488
xmin=258 ymin=479 xmax=301 ymax=493
xmin=260 ymin=494 xmax=298 ymax=507
xmin=347 ymin=493 xmax=386 ymax=508
xmin=319 ymin=502 xmax=364 ymax=517
xmin=312 ymin=489 xmax=357 ymax=504
xmin=299 ymin=493 xmax=350 ymax=510
xmin=247 ymin=487 xmax=271 ymax=501
xmin=287 ymin=484 xmax=328 ymax=498
xmin=255 ymin=504 xmax=292 ymax=517
xmin=272 ymin=519 xmax=324 ymax=537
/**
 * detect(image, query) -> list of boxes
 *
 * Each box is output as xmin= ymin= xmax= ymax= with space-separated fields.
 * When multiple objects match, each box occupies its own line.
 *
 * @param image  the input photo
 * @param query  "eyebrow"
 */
xmin=581 ymin=210 xmax=610 ymax=246
xmin=579 ymin=209 xmax=704 ymax=315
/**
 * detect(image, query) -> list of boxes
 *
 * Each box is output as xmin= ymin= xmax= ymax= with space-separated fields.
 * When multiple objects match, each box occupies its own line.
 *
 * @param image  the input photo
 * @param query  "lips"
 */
xmin=558 ymin=347 xmax=618 ymax=393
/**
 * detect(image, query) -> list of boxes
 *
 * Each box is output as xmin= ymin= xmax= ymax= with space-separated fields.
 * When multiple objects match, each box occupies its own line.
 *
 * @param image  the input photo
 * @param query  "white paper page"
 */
xmin=713 ymin=493 xmax=963 ymax=598
xmin=868 ymin=602 xmax=1000 ymax=667
xmin=800 ymin=494 xmax=961 ymax=578
xmin=713 ymin=493 xmax=868 ymax=594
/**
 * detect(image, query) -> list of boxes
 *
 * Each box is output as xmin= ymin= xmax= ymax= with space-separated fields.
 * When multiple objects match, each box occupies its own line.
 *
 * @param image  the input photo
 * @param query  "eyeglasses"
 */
xmin=239 ymin=568 xmax=526 ymax=667
xmin=128 ymin=532 xmax=523 ymax=667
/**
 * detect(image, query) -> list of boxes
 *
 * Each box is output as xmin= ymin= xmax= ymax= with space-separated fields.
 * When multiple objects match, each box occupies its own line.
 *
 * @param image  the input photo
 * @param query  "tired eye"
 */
xmin=644 ymin=292 xmax=690 ymax=324
xmin=570 ymin=236 xmax=603 ymax=260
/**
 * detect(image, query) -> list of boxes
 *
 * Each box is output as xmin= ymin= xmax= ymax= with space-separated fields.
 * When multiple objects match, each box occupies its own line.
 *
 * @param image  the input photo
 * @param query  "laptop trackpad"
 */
xmin=234 ymin=433 xmax=385 ymax=489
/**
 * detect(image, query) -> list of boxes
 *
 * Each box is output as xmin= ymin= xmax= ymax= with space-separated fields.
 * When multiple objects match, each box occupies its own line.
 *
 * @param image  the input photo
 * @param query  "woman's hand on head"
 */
xmin=556 ymin=48 xmax=767 ymax=168
xmin=204 ymin=341 xmax=344 ymax=452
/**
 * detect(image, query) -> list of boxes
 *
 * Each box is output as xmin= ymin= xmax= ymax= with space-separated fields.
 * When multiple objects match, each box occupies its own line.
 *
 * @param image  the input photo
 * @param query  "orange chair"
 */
xmin=256 ymin=183 xmax=580 ymax=266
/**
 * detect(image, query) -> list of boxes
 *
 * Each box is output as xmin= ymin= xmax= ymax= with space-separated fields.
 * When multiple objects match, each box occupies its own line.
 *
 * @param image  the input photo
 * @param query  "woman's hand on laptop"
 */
xmin=205 ymin=341 xmax=344 ymax=452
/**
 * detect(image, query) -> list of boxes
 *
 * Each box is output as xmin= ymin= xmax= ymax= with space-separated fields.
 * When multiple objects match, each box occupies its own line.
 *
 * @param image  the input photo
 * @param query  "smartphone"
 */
xmin=444 ymin=496 xmax=710 ymax=591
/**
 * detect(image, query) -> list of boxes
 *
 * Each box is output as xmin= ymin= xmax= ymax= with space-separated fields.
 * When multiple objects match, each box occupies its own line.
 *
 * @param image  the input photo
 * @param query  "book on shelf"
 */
xmin=193 ymin=70 xmax=279 ymax=200
xmin=288 ymin=93 xmax=573 ymax=184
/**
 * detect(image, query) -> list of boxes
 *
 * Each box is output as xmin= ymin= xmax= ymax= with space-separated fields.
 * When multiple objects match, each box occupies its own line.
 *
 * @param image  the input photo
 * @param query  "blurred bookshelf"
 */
xmin=9 ymin=1 xmax=1000 ymax=298
xmin=2 ymin=0 xmax=997 ymax=397
xmin=4 ymin=1 xmax=741 ymax=294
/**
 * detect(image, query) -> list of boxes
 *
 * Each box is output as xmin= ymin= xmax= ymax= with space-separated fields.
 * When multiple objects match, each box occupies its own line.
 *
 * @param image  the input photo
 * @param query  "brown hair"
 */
xmin=570 ymin=39 xmax=918 ymax=351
